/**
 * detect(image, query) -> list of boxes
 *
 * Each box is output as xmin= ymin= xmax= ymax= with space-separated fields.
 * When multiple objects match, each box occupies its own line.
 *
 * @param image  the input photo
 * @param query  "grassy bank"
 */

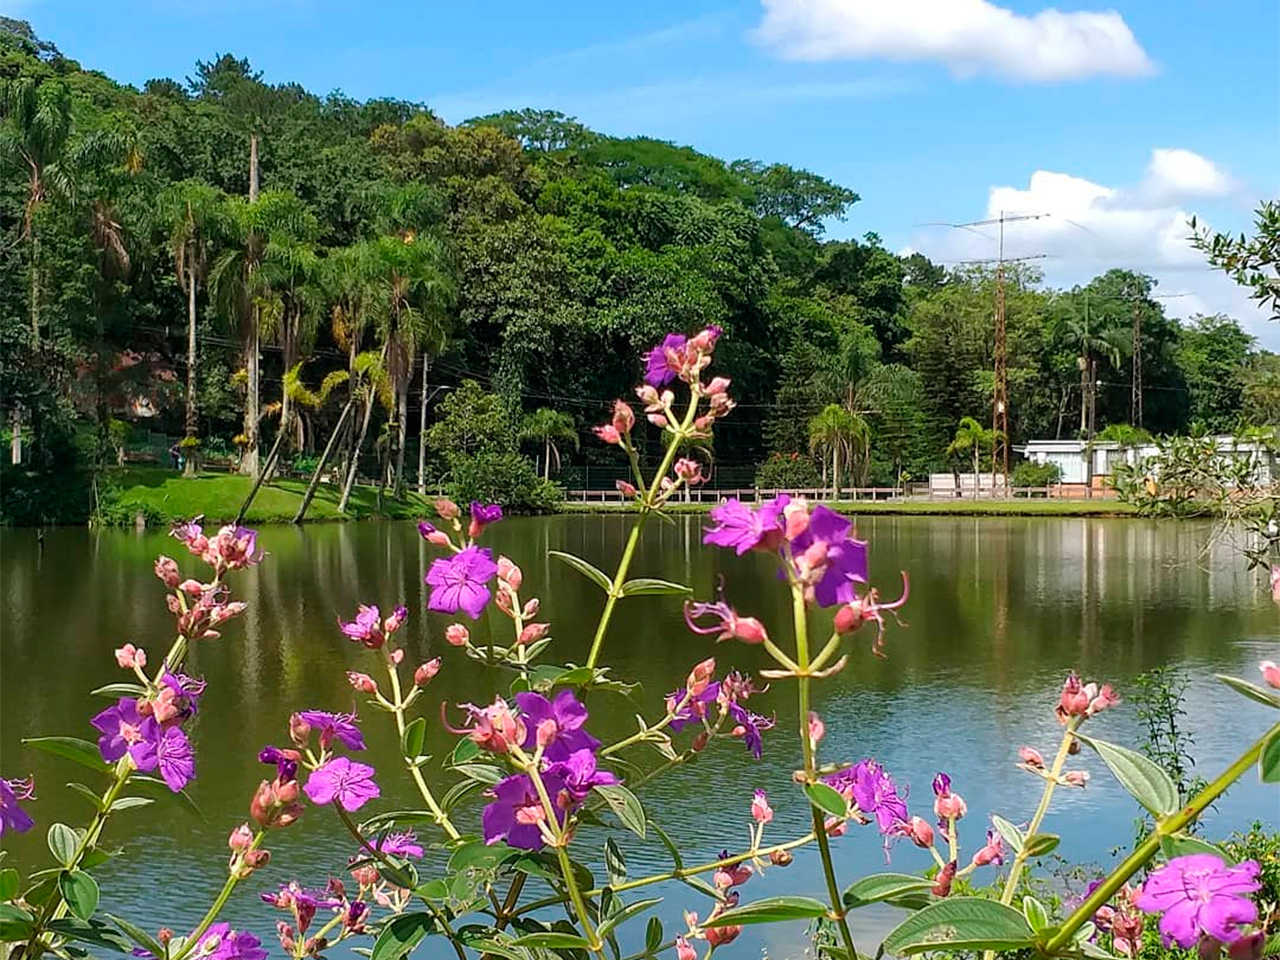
xmin=100 ymin=467 xmax=433 ymax=525
xmin=560 ymin=498 xmax=1140 ymax=518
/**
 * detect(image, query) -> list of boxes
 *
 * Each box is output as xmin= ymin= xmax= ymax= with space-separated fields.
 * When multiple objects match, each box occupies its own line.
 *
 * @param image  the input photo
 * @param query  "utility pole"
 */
xmin=1130 ymin=297 xmax=1143 ymax=429
xmin=417 ymin=355 xmax=429 ymax=495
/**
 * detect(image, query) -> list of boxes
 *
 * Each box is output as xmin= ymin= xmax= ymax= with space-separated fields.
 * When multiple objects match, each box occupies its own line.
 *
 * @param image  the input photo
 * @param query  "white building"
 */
xmin=1018 ymin=436 xmax=1278 ymax=487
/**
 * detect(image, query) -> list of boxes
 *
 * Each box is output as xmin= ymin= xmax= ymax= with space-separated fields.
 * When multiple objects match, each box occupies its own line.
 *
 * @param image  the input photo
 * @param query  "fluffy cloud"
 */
xmin=908 ymin=149 xmax=1277 ymax=347
xmin=753 ymin=0 xmax=1154 ymax=82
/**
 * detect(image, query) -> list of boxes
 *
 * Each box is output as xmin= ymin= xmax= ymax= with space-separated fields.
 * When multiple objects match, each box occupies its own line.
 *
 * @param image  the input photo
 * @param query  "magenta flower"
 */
xmin=373 ymin=830 xmax=424 ymax=859
xmin=850 ymin=759 xmax=909 ymax=834
xmin=304 ymin=757 xmax=380 ymax=812
xmin=158 ymin=669 xmax=205 ymax=718
xmin=0 ymin=776 xmax=35 ymax=836
xmin=1135 ymin=855 xmax=1261 ymax=948
xmin=726 ymin=701 xmax=774 ymax=759
xmin=470 ymin=502 xmax=503 ymax=526
xmin=426 ymin=546 xmax=498 ymax=619
xmin=791 ymin=505 xmax=869 ymax=607
xmin=547 ymin=748 xmax=619 ymax=803
xmin=704 ymin=495 xmax=790 ymax=555
xmin=482 ymin=770 xmax=567 ymax=850
xmin=92 ymin=698 xmax=157 ymax=768
xmin=666 ymin=681 xmax=721 ymax=732
xmin=645 ymin=333 xmax=688 ymax=386
xmin=155 ymin=726 xmax=195 ymax=792
xmin=192 ymin=923 xmax=268 ymax=960
xmin=259 ymin=746 xmax=300 ymax=782
xmin=296 ymin=710 xmax=366 ymax=751
xmin=338 ymin=604 xmax=383 ymax=647
xmin=515 ymin=690 xmax=599 ymax=761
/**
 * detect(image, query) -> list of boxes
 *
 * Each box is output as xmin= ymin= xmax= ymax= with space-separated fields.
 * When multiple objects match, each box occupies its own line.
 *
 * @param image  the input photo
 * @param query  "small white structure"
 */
xmin=1019 ymin=436 xmax=1278 ymax=486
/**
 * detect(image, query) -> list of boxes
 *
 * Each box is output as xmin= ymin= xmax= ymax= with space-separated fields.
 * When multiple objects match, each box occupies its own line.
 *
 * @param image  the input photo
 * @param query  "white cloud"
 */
xmin=908 ymin=149 xmax=1278 ymax=348
xmin=753 ymin=0 xmax=1154 ymax=82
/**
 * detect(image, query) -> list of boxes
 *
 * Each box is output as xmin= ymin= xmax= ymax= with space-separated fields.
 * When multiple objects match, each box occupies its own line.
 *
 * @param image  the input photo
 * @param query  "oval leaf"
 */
xmin=108 ymin=797 xmax=155 ymax=813
xmin=24 ymin=738 xmax=109 ymax=774
xmin=1023 ymin=833 xmax=1060 ymax=858
xmin=47 ymin=823 xmax=79 ymax=868
xmin=991 ymin=815 xmax=1025 ymax=853
xmin=703 ymin=895 xmax=829 ymax=927
xmin=605 ymin=837 xmax=627 ymax=888
xmin=1076 ymin=733 xmax=1179 ymax=817
xmin=0 ymin=868 xmax=19 ymax=901
xmin=881 ymin=897 xmax=1036 ymax=955
xmin=104 ymin=914 xmax=165 ymax=958
xmin=1216 ymin=674 xmax=1280 ymax=710
xmin=59 ymin=872 xmax=100 ymax=921
xmin=597 ymin=897 xmax=662 ymax=940
xmin=46 ymin=917 xmax=131 ymax=953
xmin=1260 ymin=730 xmax=1280 ymax=784
xmin=645 ymin=916 xmax=664 ymax=954
xmin=401 ymin=717 xmax=426 ymax=760
xmin=89 ymin=683 xmax=148 ymax=700
xmin=370 ymin=912 xmax=434 ymax=960
xmin=1022 ymin=895 xmax=1050 ymax=932
xmin=805 ymin=782 xmax=848 ymax=818
xmin=594 ymin=783 xmax=646 ymax=838
xmin=618 ymin=578 xmax=691 ymax=597
xmin=843 ymin=873 xmax=935 ymax=909
xmin=1160 ymin=834 xmax=1233 ymax=863
xmin=549 ymin=550 xmax=613 ymax=592
xmin=512 ymin=932 xmax=593 ymax=949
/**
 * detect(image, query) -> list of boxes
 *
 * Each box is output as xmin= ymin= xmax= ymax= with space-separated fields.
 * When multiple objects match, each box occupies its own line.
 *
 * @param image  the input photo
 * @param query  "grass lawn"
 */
xmin=102 ymin=467 xmax=433 ymax=525
xmin=560 ymin=498 xmax=1139 ymax=518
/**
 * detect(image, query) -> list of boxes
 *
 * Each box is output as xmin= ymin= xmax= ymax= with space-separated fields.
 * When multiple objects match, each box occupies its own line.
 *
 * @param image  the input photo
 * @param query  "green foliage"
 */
xmin=1192 ymin=202 xmax=1280 ymax=320
xmin=444 ymin=450 xmax=560 ymax=513
xmin=1221 ymin=822 xmax=1280 ymax=906
xmin=1010 ymin=460 xmax=1062 ymax=487
xmin=754 ymin=451 xmax=821 ymax=489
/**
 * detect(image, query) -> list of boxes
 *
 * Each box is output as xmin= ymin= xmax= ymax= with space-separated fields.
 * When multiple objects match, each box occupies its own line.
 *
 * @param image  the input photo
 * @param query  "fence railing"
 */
xmin=562 ymin=484 xmax=1120 ymax=504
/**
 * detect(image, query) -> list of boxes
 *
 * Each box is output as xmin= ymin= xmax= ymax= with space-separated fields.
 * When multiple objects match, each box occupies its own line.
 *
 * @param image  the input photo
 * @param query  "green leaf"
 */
xmin=127 ymin=776 xmax=203 ymax=818
xmin=702 ymin=895 xmax=829 ymax=927
xmin=1160 ymin=834 xmax=1233 ymax=862
xmin=105 ymin=913 xmax=165 ymax=959
xmin=645 ymin=916 xmax=664 ymax=954
xmin=597 ymin=897 xmax=662 ymax=940
xmin=441 ymin=779 xmax=482 ymax=812
xmin=401 ymin=717 xmax=426 ymax=760
xmin=0 ymin=919 xmax=36 ymax=943
xmin=805 ymin=782 xmax=848 ymax=818
xmin=1076 ymin=733 xmax=1179 ymax=817
xmin=1023 ymin=833 xmax=1060 ymax=858
xmin=59 ymin=872 xmax=100 ymax=921
xmin=843 ymin=873 xmax=934 ymax=909
xmin=512 ymin=932 xmax=593 ymax=949
xmin=605 ymin=837 xmax=627 ymax=888
xmin=47 ymin=823 xmax=80 ymax=868
xmin=594 ymin=783 xmax=646 ymax=838
xmin=360 ymin=809 xmax=437 ymax=833
xmin=618 ymin=578 xmax=691 ymax=597
xmin=0 ymin=904 xmax=33 ymax=923
xmin=65 ymin=783 xmax=106 ymax=812
xmin=451 ymin=738 xmax=481 ymax=765
xmin=0 ymin=869 xmax=18 ymax=901
xmin=108 ymin=797 xmax=155 ymax=813
xmin=1260 ymin=730 xmax=1280 ymax=783
xmin=47 ymin=917 xmax=132 ymax=953
xmin=880 ymin=897 xmax=1036 ymax=955
xmin=451 ymin=763 xmax=503 ymax=785
xmin=549 ymin=550 xmax=613 ymax=592
xmin=1216 ymin=674 xmax=1280 ymax=710
xmin=1022 ymin=896 xmax=1050 ymax=932
xmin=448 ymin=839 xmax=506 ymax=875
xmin=89 ymin=683 xmax=148 ymax=699
xmin=991 ymin=815 xmax=1025 ymax=853
xmin=24 ymin=738 xmax=109 ymax=774
xmin=370 ymin=912 xmax=435 ymax=960
xmin=650 ymin=820 xmax=684 ymax=870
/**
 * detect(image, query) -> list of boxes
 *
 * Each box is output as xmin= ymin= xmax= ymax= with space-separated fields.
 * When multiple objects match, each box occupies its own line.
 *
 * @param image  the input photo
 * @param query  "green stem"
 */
xmin=999 ymin=723 xmax=1078 ymax=906
xmin=170 ymin=831 xmax=266 ymax=960
xmin=384 ymin=654 xmax=461 ymax=841
xmin=1045 ymin=720 xmax=1280 ymax=955
xmin=525 ymin=765 xmax=604 ymax=955
xmin=792 ymin=584 xmax=859 ymax=960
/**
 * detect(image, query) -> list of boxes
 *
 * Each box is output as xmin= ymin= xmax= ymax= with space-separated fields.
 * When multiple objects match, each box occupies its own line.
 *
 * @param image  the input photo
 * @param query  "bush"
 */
xmin=754 ymin=451 xmax=821 ymax=490
xmin=1011 ymin=460 xmax=1062 ymax=487
xmin=445 ymin=450 xmax=562 ymax=513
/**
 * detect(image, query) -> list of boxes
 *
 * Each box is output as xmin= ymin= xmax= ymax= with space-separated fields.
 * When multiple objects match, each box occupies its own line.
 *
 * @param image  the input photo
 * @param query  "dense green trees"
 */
xmin=0 ymin=21 xmax=1274 ymax=521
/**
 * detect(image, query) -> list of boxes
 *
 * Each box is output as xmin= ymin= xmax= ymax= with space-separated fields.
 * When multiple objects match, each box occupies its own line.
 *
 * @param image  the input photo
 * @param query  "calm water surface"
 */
xmin=2 ymin=516 xmax=1277 ymax=957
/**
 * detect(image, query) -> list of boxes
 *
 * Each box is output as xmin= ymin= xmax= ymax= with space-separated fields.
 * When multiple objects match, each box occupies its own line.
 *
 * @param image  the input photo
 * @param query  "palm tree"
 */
xmin=337 ymin=349 xmax=393 ymax=514
xmin=808 ymin=404 xmax=866 ymax=499
xmin=157 ymin=180 xmax=229 ymax=475
xmin=520 ymin=408 xmax=578 ymax=480
xmin=258 ymin=231 xmax=321 ymax=456
xmin=947 ymin=416 xmax=1002 ymax=494
xmin=1064 ymin=299 xmax=1127 ymax=437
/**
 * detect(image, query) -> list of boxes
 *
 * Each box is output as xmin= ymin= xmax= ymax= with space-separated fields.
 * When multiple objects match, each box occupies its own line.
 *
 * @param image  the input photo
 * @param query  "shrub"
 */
xmin=754 ymin=451 xmax=821 ymax=490
xmin=1012 ymin=460 xmax=1063 ymax=487
xmin=445 ymin=449 xmax=562 ymax=513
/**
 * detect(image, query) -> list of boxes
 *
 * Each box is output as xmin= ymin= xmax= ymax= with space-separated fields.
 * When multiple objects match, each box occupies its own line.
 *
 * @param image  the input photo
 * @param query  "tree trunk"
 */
xmin=339 ymin=389 xmax=377 ymax=514
xmin=832 ymin=445 xmax=840 ymax=500
xmin=249 ymin=134 xmax=260 ymax=202
xmin=1079 ymin=353 xmax=1090 ymax=436
xmin=393 ymin=378 xmax=408 ymax=501
xmin=10 ymin=408 xmax=20 ymax=465
xmin=241 ymin=317 xmax=260 ymax=476
xmin=544 ymin=437 xmax=551 ymax=481
xmin=280 ymin=315 xmax=294 ymax=464
xmin=417 ymin=354 xmax=428 ymax=494
xmin=973 ymin=448 xmax=980 ymax=496
xmin=30 ymin=229 xmax=40 ymax=342
xmin=236 ymin=421 xmax=286 ymax=525
xmin=183 ymin=270 xmax=199 ymax=477
xmin=293 ymin=398 xmax=355 ymax=523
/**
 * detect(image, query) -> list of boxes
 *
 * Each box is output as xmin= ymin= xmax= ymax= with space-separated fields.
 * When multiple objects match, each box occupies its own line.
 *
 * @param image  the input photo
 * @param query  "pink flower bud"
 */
xmin=536 ymin=718 xmax=559 ymax=749
xmin=675 ymin=936 xmax=697 ymax=960
xmin=228 ymin=822 xmax=254 ymax=852
xmin=243 ymin=849 xmax=270 ymax=870
xmin=1063 ymin=770 xmax=1090 ymax=788
xmin=350 ymin=864 xmax=379 ymax=887
xmin=114 ymin=643 xmax=147 ymax=670
xmin=593 ymin=424 xmax=621 ymax=444
xmin=414 ymin=659 xmax=441 ymax=686
xmin=519 ymin=622 xmax=550 ymax=645
xmin=705 ymin=923 xmax=741 ymax=948
xmin=705 ymin=376 xmax=731 ymax=396
xmin=808 ymin=711 xmax=825 ymax=746
xmin=346 ymin=672 xmax=378 ymax=695
xmin=383 ymin=605 xmax=408 ymax=636
xmin=647 ymin=413 xmax=668 ymax=429
xmin=824 ymin=815 xmax=847 ymax=837
xmin=1018 ymin=746 xmax=1045 ymax=768
xmin=1260 ymin=660 xmax=1280 ymax=690
xmin=833 ymin=603 xmax=866 ymax=635
xmin=783 ymin=502 xmax=810 ymax=541
xmin=289 ymin=713 xmax=312 ymax=748
xmin=427 ymin=530 xmax=451 ymax=547
xmin=770 ymin=849 xmax=793 ymax=866
xmin=154 ymin=556 xmax=181 ymax=588
xmin=390 ymin=648 xmax=404 ymax=664
xmin=686 ymin=658 xmax=716 ymax=696
xmin=497 ymin=556 xmax=523 ymax=589
xmin=731 ymin=616 xmax=768 ymax=644
xmin=906 ymin=816 xmax=934 ymax=848
xmin=674 ymin=458 xmax=704 ymax=484
xmin=178 ymin=578 xmax=204 ymax=596
xmin=934 ymin=793 xmax=967 ymax=821
xmin=435 ymin=498 xmax=460 ymax=520
xmin=445 ymin=623 xmax=470 ymax=646
xmin=612 ymin=400 xmax=636 ymax=435
xmin=616 ymin=480 xmax=637 ymax=497
xmin=1087 ymin=684 xmax=1120 ymax=717
xmin=522 ymin=598 xmax=540 ymax=619
xmin=157 ymin=929 xmax=174 ymax=946
xmin=751 ymin=789 xmax=773 ymax=824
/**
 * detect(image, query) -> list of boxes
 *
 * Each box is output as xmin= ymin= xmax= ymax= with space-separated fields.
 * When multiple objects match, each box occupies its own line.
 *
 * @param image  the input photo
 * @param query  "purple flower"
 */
xmin=155 ymin=725 xmax=195 ymax=792
xmin=645 ymin=333 xmax=687 ymax=386
xmin=791 ymin=505 xmax=869 ymax=607
xmin=91 ymin=698 xmax=156 ymax=768
xmin=417 ymin=520 xmax=437 ymax=539
xmin=304 ymin=757 xmax=381 ymax=812
xmin=259 ymin=746 xmax=299 ymax=782
xmin=470 ymin=502 xmax=503 ymax=526
xmin=426 ymin=546 xmax=498 ymax=619
xmin=192 ymin=923 xmax=268 ymax=960
xmin=515 ymin=690 xmax=599 ymax=761
xmin=159 ymin=669 xmax=205 ymax=717
xmin=547 ymin=748 xmax=619 ymax=803
xmin=704 ymin=495 xmax=789 ymax=555
xmin=0 ymin=776 xmax=35 ymax=836
xmin=374 ymin=830 xmax=424 ymax=859
xmin=339 ymin=604 xmax=383 ymax=645
xmin=1135 ymin=855 xmax=1261 ymax=948
xmin=482 ymin=770 xmax=566 ymax=851
xmin=295 ymin=710 xmax=366 ymax=751
xmin=849 ymin=759 xmax=909 ymax=835
xmin=666 ymin=681 xmax=721 ymax=732
xmin=932 ymin=773 xmax=951 ymax=796
xmin=726 ymin=701 xmax=774 ymax=760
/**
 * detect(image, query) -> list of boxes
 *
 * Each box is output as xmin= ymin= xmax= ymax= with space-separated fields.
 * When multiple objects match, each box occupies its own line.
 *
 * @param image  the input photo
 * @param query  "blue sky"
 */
xmin=14 ymin=0 xmax=1280 ymax=345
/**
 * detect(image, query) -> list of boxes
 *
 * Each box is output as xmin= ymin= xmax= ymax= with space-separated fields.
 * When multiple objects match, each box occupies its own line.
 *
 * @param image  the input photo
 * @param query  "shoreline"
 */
xmin=559 ymin=499 xmax=1140 ymax=518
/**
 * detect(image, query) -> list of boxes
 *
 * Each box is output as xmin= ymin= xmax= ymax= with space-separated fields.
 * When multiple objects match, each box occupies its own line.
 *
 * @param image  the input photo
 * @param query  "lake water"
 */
xmin=2 ymin=516 xmax=1277 ymax=957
